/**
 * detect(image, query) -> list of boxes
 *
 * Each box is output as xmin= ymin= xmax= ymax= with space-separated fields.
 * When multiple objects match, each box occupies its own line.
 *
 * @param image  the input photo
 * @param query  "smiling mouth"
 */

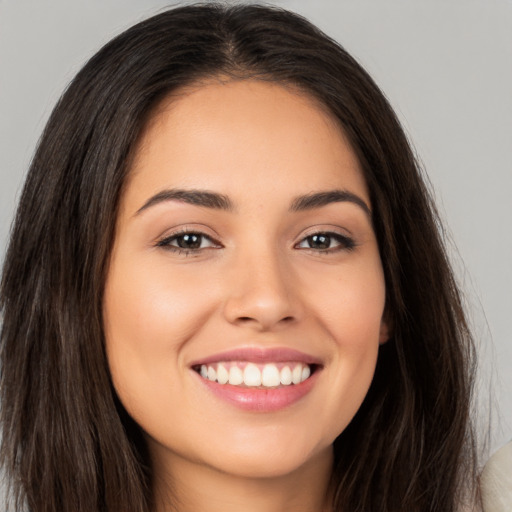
xmin=192 ymin=361 xmax=316 ymax=388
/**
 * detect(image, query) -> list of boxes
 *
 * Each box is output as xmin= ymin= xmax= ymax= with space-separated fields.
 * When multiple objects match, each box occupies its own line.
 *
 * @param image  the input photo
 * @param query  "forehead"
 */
xmin=125 ymin=79 xmax=369 ymax=210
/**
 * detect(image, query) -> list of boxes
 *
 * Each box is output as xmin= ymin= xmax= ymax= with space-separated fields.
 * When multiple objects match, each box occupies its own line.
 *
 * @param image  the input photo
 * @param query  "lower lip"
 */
xmin=194 ymin=370 xmax=319 ymax=412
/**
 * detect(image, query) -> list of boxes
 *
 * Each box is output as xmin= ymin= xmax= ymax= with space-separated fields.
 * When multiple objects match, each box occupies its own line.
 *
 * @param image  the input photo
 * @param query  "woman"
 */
xmin=0 ymin=4 xmax=480 ymax=511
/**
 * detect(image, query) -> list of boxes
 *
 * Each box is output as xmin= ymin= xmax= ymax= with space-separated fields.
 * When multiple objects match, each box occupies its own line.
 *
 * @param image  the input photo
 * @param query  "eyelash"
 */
xmin=155 ymin=230 xmax=356 ymax=255
xmin=295 ymin=232 xmax=356 ymax=253
xmin=156 ymin=230 xmax=221 ymax=256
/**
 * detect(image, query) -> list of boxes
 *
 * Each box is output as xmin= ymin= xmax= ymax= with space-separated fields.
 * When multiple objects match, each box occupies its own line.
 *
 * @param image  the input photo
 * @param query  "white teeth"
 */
xmin=228 ymin=366 xmax=244 ymax=385
xmin=198 ymin=362 xmax=314 ymax=387
xmin=243 ymin=363 xmax=261 ymax=386
xmin=216 ymin=363 xmax=229 ymax=384
xmin=207 ymin=366 xmax=217 ymax=382
xmin=261 ymin=364 xmax=280 ymax=387
xmin=280 ymin=366 xmax=292 ymax=385
xmin=292 ymin=365 xmax=302 ymax=384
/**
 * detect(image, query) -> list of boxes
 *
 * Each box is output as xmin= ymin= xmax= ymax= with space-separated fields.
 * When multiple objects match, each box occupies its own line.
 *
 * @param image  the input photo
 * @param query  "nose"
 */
xmin=222 ymin=248 xmax=302 ymax=331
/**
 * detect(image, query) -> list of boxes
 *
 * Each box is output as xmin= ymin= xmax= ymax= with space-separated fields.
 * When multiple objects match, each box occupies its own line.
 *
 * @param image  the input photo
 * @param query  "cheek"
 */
xmin=287 ymin=257 xmax=385 ymax=430
xmin=306 ymin=258 xmax=386 ymax=345
xmin=103 ymin=257 xmax=214 ymax=354
xmin=101 ymin=257 xmax=216 ymax=415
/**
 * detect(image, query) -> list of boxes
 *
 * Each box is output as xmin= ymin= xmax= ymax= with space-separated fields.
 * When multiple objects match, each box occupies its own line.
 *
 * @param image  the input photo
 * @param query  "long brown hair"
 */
xmin=1 ymin=4 xmax=479 ymax=511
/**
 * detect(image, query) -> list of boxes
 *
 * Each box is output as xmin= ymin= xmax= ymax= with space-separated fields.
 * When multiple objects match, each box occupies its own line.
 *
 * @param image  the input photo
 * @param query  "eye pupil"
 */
xmin=309 ymin=234 xmax=330 ymax=249
xmin=177 ymin=234 xmax=202 ymax=249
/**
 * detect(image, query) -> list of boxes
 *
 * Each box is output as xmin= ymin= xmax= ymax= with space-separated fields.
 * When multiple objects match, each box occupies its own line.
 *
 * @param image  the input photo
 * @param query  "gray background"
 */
xmin=1 ymin=0 xmax=511 ymax=458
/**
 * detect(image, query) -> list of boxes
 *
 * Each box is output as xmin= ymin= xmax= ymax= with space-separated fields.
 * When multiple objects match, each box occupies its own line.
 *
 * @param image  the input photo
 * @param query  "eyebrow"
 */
xmin=290 ymin=190 xmax=371 ymax=216
xmin=135 ymin=188 xmax=371 ymax=217
xmin=136 ymin=189 xmax=234 ymax=215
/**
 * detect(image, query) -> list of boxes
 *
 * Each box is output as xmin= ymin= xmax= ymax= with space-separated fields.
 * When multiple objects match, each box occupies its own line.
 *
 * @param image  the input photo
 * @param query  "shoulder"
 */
xmin=481 ymin=441 xmax=512 ymax=512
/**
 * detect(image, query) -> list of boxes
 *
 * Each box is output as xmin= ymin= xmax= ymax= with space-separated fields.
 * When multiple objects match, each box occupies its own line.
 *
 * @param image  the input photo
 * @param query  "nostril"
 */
xmin=237 ymin=316 xmax=253 ymax=322
xmin=236 ymin=315 xmax=295 ymax=324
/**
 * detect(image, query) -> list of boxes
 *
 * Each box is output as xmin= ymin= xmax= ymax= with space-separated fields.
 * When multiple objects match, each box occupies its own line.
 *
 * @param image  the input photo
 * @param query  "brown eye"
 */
xmin=297 ymin=232 xmax=355 ymax=252
xmin=157 ymin=232 xmax=219 ymax=251
xmin=307 ymin=234 xmax=331 ymax=249
xmin=175 ymin=233 xmax=203 ymax=249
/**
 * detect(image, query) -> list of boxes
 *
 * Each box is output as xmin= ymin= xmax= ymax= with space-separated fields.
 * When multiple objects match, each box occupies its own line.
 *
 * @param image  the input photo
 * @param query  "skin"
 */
xmin=103 ymin=79 xmax=389 ymax=512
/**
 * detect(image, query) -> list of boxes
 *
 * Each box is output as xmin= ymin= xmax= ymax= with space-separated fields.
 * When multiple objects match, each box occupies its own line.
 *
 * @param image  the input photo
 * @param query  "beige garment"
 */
xmin=481 ymin=441 xmax=512 ymax=512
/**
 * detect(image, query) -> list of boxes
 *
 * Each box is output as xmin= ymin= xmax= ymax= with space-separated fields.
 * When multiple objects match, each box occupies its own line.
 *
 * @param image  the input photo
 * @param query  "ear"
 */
xmin=378 ymin=313 xmax=392 ymax=345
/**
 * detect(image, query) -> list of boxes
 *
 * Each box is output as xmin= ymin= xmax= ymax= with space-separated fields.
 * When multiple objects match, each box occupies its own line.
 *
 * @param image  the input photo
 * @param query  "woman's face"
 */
xmin=103 ymin=80 xmax=388 ymax=480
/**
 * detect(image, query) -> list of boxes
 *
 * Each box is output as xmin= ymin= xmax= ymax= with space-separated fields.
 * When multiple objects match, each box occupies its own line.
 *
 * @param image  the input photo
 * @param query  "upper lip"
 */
xmin=189 ymin=347 xmax=323 ymax=367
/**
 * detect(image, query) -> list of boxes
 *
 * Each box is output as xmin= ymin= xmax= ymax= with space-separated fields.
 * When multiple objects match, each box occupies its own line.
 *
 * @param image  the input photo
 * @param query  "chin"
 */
xmin=193 ymin=423 xmax=336 ymax=480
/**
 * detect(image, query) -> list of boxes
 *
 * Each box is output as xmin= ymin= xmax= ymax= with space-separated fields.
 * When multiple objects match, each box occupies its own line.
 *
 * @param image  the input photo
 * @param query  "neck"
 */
xmin=152 ymin=447 xmax=334 ymax=512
